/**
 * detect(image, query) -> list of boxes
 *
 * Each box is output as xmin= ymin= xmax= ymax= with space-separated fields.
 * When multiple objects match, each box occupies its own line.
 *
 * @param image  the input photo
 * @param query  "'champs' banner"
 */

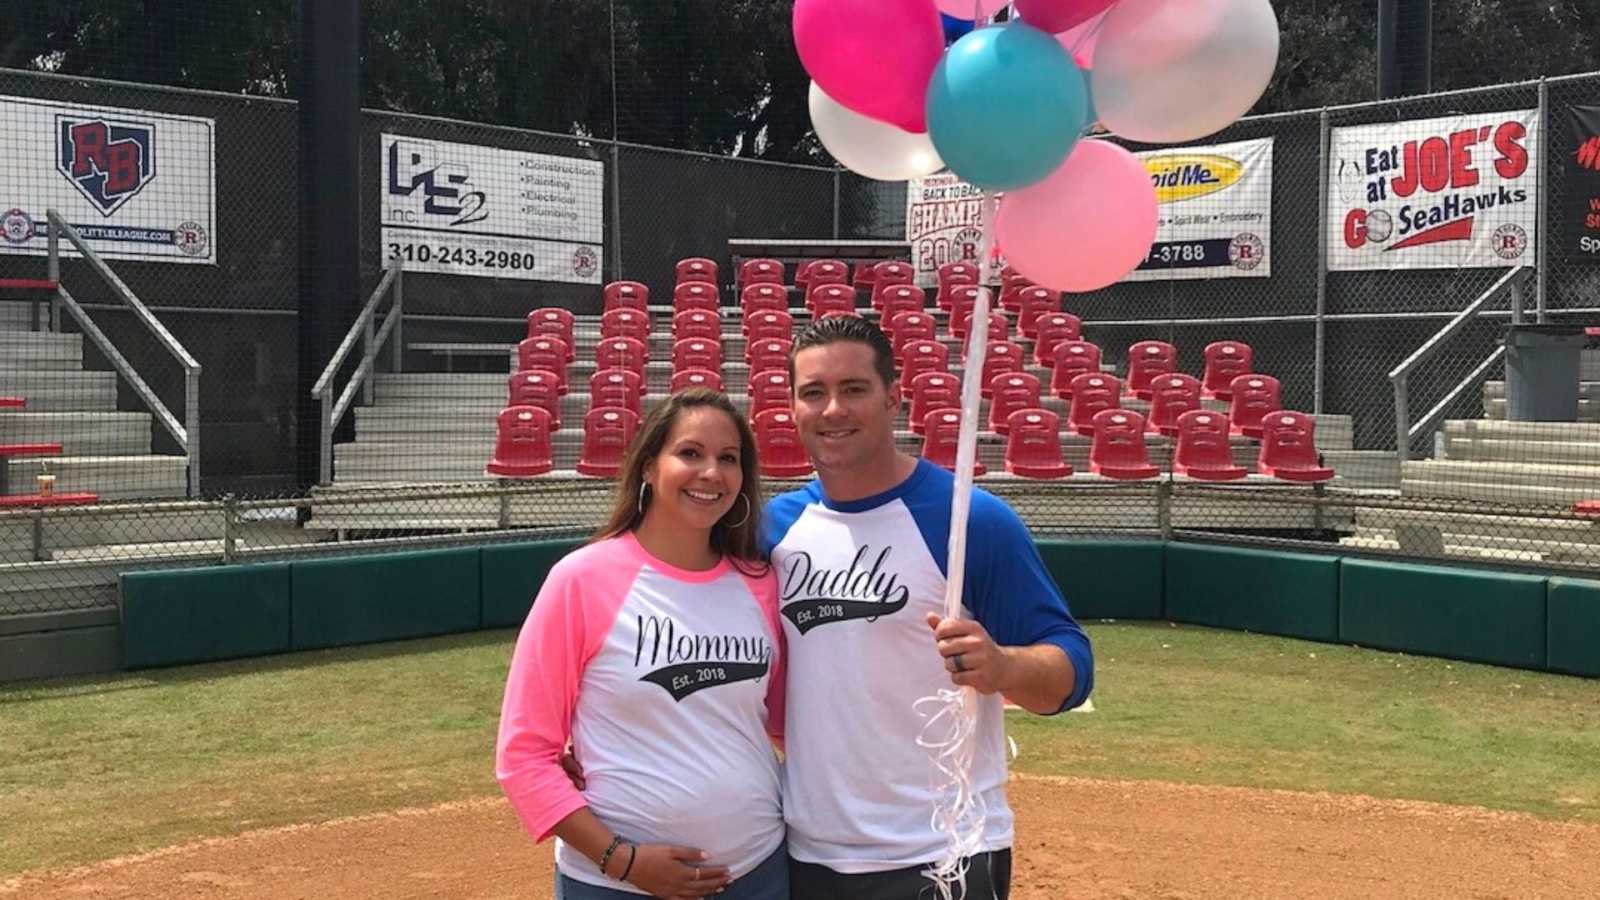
xmin=904 ymin=172 xmax=1001 ymax=287
xmin=1567 ymin=105 xmax=1600 ymax=261
xmin=1328 ymin=109 xmax=1539 ymax=271
xmin=1126 ymin=136 xmax=1273 ymax=281
xmin=0 ymin=95 xmax=217 ymax=264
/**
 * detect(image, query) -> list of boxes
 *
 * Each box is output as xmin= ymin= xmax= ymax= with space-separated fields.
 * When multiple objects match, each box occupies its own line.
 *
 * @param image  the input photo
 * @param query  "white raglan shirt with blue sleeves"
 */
xmin=762 ymin=458 xmax=1093 ymax=873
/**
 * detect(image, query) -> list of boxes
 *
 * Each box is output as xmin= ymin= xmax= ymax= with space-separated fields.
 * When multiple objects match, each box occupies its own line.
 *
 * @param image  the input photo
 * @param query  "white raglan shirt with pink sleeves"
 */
xmin=495 ymin=533 xmax=786 ymax=893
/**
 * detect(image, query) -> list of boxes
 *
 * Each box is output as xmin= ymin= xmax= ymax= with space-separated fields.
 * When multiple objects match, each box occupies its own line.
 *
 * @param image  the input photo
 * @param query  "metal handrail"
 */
xmin=311 ymin=257 xmax=404 ymax=485
xmin=45 ymin=210 xmax=203 ymax=496
xmin=1388 ymin=266 xmax=1531 ymax=461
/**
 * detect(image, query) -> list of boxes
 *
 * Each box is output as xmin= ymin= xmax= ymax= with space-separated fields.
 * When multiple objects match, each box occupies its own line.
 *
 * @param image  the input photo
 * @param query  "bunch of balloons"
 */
xmin=796 ymin=0 xmax=1280 ymax=292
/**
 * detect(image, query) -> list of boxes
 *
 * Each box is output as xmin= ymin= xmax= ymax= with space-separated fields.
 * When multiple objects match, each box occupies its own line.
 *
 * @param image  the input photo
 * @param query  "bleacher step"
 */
xmin=0 ymin=505 xmax=222 ymax=562
xmin=0 ymin=369 xmax=119 ymax=412
xmin=3 ymin=454 xmax=187 ymax=500
xmin=0 ymin=412 xmax=154 ymax=455
xmin=0 ymin=332 xmax=83 ymax=370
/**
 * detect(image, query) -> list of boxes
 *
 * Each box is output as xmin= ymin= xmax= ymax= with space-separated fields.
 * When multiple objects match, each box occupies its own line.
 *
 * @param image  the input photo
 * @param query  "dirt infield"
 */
xmin=6 ymin=774 xmax=1597 ymax=899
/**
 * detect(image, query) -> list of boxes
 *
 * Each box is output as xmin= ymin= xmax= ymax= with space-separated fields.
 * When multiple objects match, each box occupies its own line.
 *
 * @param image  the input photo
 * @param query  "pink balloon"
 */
xmin=995 ymin=139 xmax=1158 ymax=293
xmin=794 ymin=0 xmax=945 ymax=133
xmin=936 ymin=0 xmax=1010 ymax=17
xmin=1056 ymin=9 xmax=1109 ymax=67
xmin=1015 ymin=0 xmax=1118 ymax=35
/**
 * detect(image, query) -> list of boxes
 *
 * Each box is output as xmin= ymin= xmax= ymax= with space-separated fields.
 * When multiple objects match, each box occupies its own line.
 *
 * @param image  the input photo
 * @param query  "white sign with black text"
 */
xmin=380 ymin=134 xmax=604 ymax=283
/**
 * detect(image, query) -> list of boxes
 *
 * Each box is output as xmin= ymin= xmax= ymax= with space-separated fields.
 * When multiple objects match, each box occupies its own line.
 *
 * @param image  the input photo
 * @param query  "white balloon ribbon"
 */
xmin=916 ymin=193 xmax=1000 ymax=900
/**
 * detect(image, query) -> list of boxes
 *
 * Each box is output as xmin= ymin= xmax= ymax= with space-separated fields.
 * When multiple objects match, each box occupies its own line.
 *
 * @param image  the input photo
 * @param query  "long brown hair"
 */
xmin=590 ymin=388 xmax=768 ymax=574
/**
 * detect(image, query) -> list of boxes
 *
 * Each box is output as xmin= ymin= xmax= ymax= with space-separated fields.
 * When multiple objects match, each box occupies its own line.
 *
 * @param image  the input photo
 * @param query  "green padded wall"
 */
xmin=1546 ymin=578 xmax=1600 ymax=677
xmin=290 ymin=548 xmax=481 ymax=650
xmin=1165 ymin=543 xmax=1340 ymax=641
xmin=1036 ymin=540 xmax=1164 ymax=620
xmin=482 ymin=539 xmax=581 ymax=628
xmin=1340 ymin=558 xmax=1546 ymax=669
xmin=121 ymin=563 xmax=291 ymax=668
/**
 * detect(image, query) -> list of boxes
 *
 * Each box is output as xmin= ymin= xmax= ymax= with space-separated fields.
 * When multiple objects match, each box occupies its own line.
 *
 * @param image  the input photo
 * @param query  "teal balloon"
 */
xmin=925 ymin=23 xmax=1089 ymax=191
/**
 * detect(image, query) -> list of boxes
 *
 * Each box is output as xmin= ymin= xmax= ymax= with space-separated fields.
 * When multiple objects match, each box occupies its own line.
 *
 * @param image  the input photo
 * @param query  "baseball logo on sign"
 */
xmin=1493 ymin=223 xmax=1528 ymax=260
xmin=1229 ymin=232 xmax=1265 ymax=270
xmin=2 ymin=208 xmax=35 ymax=245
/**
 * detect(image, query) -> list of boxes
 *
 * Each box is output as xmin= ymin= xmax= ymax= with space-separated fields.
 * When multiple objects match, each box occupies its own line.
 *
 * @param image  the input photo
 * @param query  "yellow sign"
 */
xmin=1144 ymin=154 xmax=1243 ymax=203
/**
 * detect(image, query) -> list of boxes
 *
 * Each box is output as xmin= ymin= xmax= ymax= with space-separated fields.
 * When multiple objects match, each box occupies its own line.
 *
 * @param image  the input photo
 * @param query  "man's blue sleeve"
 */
xmin=963 ymin=491 xmax=1094 ymax=713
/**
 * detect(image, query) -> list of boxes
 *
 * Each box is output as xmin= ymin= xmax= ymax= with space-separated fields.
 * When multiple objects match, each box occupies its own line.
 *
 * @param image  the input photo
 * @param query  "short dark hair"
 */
xmin=788 ymin=315 xmax=898 ymax=388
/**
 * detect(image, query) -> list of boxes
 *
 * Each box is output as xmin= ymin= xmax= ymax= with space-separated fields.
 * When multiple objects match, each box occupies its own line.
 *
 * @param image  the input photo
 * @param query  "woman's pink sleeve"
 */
xmin=495 ymin=554 xmax=620 ymax=842
xmin=746 ymin=570 xmax=787 ymax=747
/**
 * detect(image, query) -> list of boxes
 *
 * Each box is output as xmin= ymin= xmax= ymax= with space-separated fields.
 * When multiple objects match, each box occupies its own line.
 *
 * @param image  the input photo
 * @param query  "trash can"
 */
xmin=1503 ymin=324 xmax=1586 ymax=422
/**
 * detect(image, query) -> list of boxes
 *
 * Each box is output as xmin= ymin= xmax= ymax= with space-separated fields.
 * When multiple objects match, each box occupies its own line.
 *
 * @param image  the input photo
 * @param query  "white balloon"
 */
xmin=1091 ymin=0 xmax=1279 ymax=144
xmin=809 ymin=82 xmax=944 ymax=182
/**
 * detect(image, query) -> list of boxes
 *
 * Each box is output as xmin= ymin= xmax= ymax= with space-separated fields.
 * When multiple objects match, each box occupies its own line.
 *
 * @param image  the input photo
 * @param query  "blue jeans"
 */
xmin=556 ymin=841 xmax=789 ymax=900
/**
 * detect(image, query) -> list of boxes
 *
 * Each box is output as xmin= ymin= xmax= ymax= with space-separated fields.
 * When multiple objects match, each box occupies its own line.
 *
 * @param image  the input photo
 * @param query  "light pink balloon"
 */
xmin=795 ymin=0 xmax=945 ymax=133
xmin=1057 ymin=9 xmax=1109 ymax=67
xmin=1015 ymin=0 xmax=1118 ymax=35
xmin=995 ymin=139 xmax=1158 ymax=293
xmin=936 ymin=0 xmax=1010 ymax=18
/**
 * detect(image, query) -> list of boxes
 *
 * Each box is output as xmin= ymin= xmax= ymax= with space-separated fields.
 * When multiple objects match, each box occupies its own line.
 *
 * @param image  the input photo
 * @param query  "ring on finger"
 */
xmin=952 ymin=652 xmax=966 ymax=672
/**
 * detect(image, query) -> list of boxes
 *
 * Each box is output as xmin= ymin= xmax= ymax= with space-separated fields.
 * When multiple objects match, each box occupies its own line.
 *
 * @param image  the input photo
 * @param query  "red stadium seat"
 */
xmin=741 ymin=283 xmax=788 ymax=319
xmin=852 ymin=261 xmax=876 ymax=295
xmin=1089 ymin=409 xmax=1161 ymax=480
xmin=819 ymin=310 xmax=862 ymax=322
xmin=1257 ymin=411 xmax=1334 ymax=482
xmin=600 ymin=308 xmax=650 ymax=345
xmin=1202 ymin=341 xmax=1255 ymax=400
xmin=1173 ymin=410 xmax=1247 ymax=481
xmin=951 ymin=306 xmax=1009 ymax=349
xmin=749 ymin=370 xmax=792 ymax=421
xmin=1228 ymin=374 xmax=1282 ymax=438
xmin=807 ymin=283 xmax=856 ymax=318
xmin=516 ymin=337 xmax=569 ymax=394
xmin=486 ymin=406 xmax=555 ymax=478
xmin=988 ymin=371 xmax=1042 ymax=435
xmin=675 ymin=257 xmax=718 ymax=287
xmin=1066 ymin=373 xmax=1121 ymax=437
xmin=592 ymin=366 xmax=643 ymax=399
xmin=1050 ymin=341 xmax=1101 ymax=399
xmin=1127 ymin=340 xmax=1178 ymax=400
xmin=874 ymin=260 xmax=916 ymax=290
xmin=673 ymin=281 xmax=720 ymax=314
xmin=1033 ymin=313 xmax=1083 ymax=367
xmin=674 ymin=309 xmax=721 ymax=343
xmin=526 ymin=308 xmax=576 ymax=362
xmin=748 ymin=338 xmax=793 ymax=375
xmin=1145 ymin=373 xmax=1203 ymax=437
xmin=1003 ymin=409 xmax=1073 ymax=479
xmin=979 ymin=340 xmax=1024 ymax=398
xmin=590 ymin=368 xmax=643 ymax=418
xmin=889 ymin=312 xmax=936 ymax=362
xmin=799 ymin=259 xmax=849 ymax=292
xmin=901 ymin=339 xmax=950 ymax=385
xmin=745 ymin=310 xmax=794 ymax=347
xmin=998 ymin=280 xmax=1036 ymax=314
xmin=909 ymin=371 xmax=960 ymax=435
xmin=603 ymin=280 xmax=649 ymax=313
xmin=673 ymin=338 xmax=722 ymax=375
xmin=738 ymin=258 xmax=784 ymax=293
xmin=920 ymin=409 xmax=986 ymax=475
xmin=938 ymin=261 xmax=979 ymax=287
xmin=671 ymin=368 xmax=722 ymax=393
xmin=506 ymin=370 xmax=562 ymax=430
xmin=944 ymin=284 xmax=980 ymax=318
xmin=753 ymin=409 xmax=814 ymax=477
xmin=875 ymin=282 xmax=925 ymax=318
xmin=576 ymin=407 xmax=641 ymax=477
xmin=596 ymin=336 xmax=649 ymax=380
xmin=1015 ymin=287 xmax=1061 ymax=339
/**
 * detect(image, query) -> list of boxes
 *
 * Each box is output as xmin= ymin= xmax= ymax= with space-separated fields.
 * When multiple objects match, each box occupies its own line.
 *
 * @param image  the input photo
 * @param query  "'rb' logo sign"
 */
xmin=56 ymin=116 xmax=155 ymax=216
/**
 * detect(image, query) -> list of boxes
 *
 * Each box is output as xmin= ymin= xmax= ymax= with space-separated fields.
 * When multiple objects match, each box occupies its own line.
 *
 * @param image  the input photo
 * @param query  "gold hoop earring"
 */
xmin=637 ymin=482 xmax=650 ymax=516
xmin=723 ymin=493 xmax=752 ymax=528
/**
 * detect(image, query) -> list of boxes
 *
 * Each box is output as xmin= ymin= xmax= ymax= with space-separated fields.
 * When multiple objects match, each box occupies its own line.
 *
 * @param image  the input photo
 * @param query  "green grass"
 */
xmin=2 ymin=622 xmax=1598 ymax=877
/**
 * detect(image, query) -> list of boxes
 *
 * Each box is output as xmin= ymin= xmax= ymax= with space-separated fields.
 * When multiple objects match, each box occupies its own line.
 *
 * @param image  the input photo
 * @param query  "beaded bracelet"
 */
xmin=618 ymin=843 xmax=638 ymax=882
xmin=598 ymin=836 xmax=625 ymax=876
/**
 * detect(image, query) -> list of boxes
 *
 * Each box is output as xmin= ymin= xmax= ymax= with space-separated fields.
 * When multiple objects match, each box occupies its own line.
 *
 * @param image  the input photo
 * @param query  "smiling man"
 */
xmin=762 ymin=315 xmax=1094 ymax=900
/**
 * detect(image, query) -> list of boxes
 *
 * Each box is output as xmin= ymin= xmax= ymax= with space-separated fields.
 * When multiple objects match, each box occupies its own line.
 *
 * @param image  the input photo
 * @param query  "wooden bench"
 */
xmin=0 ymin=442 xmax=63 ymax=497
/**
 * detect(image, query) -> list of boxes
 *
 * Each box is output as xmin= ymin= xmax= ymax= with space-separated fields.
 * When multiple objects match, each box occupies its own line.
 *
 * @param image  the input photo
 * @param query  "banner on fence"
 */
xmin=0 ymin=95 xmax=216 ymax=264
xmin=1567 ymin=105 xmax=1600 ymax=262
xmin=1327 ymin=109 xmax=1540 ymax=271
xmin=906 ymin=137 xmax=1272 ymax=286
xmin=380 ymin=134 xmax=604 ymax=283
xmin=1125 ymin=136 xmax=1273 ymax=281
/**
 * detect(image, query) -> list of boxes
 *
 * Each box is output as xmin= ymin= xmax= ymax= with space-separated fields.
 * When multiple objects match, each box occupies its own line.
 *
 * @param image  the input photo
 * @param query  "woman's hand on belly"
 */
xmin=627 ymin=843 xmax=731 ymax=899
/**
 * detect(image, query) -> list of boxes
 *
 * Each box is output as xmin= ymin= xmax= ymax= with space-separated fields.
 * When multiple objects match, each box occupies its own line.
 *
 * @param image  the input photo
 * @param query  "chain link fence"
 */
xmin=6 ymin=60 xmax=1600 ymax=617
